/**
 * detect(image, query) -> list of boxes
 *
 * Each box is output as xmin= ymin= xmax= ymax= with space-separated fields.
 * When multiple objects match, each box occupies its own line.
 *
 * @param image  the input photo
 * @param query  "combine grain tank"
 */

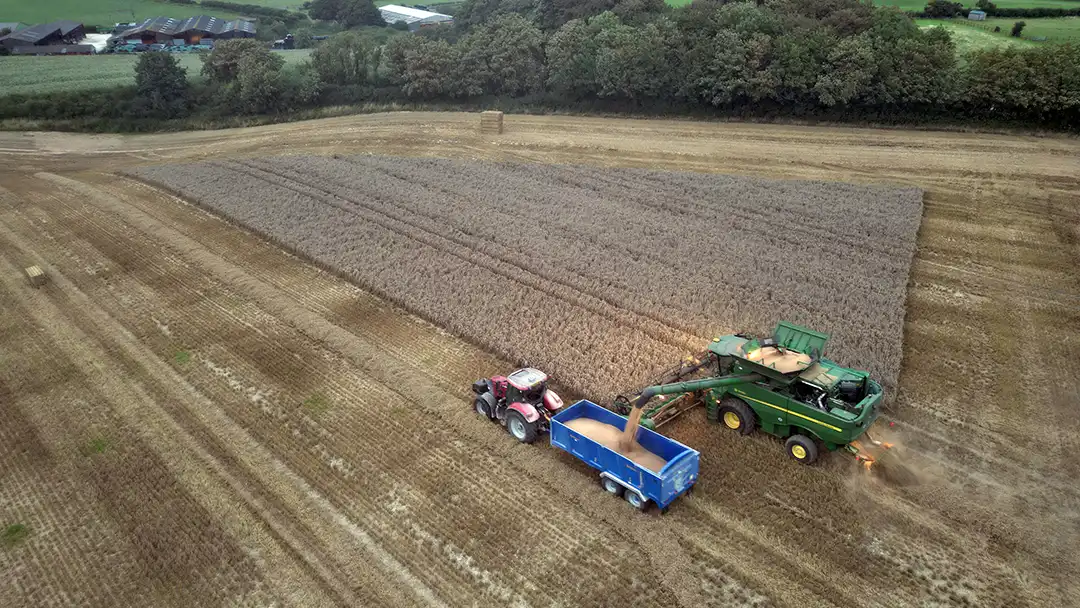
xmin=550 ymin=400 xmax=699 ymax=512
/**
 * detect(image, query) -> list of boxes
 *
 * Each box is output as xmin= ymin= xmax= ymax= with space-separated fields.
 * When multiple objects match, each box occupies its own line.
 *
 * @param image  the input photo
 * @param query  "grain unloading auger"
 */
xmin=611 ymin=321 xmax=897 ymax=470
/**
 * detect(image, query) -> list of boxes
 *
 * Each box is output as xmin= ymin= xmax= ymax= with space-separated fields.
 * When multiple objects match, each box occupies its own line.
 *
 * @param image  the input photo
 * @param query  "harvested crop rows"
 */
xmin=2 ymin=113 xmax=1078 ymax=608
xmin=129 ymin=156 xmax=923 ymax=401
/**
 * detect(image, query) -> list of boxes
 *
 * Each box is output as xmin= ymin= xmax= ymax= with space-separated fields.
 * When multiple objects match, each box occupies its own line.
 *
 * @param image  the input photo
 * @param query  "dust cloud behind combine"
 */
xmin=0 ymin=113 xmax=1078 ymax=607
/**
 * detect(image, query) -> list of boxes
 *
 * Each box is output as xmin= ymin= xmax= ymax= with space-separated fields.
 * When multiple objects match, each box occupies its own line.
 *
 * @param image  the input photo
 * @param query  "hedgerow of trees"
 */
xmin=1 ymin=0 xmax=1079 ymax=130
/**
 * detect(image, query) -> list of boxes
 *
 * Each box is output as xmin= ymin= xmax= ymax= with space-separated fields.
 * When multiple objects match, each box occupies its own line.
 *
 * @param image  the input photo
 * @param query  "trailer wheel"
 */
xmin=718 ymin=398 xmax=756 ymax=436
xmin=601 ymin=477 xmax=624 ymax=496
xmin=785 ymin=434 xmax=819 ymax=465
xmin=474 ymin=397 xmax=492 ymax=419
xmin=624 ymin=489 xmax=646 ymax=511
xmin=505 ymin=410 xmax=538 ymax=444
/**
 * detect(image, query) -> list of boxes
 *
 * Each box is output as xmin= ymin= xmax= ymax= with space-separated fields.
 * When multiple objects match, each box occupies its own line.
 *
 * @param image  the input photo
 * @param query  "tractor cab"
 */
xmin=506 ymin=368 xmax=549 ymax=405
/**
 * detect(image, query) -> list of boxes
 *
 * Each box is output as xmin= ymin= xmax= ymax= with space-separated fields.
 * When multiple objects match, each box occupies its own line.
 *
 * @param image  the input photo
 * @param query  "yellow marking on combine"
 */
xmin=732 ymin=390 xmax=843 ymax=433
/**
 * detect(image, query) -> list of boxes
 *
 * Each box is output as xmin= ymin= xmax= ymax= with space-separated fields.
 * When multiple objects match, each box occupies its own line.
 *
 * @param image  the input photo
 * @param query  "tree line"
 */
xmin=1 ymin=0 xmax=1078 ymax=130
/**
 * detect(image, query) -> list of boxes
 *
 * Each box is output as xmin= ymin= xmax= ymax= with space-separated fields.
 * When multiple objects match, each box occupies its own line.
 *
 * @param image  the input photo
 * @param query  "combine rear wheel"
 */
xmin=718 ymin=398 xmax=756 ymax=436
xmin=785 ymin=434 xmax=819 ymax=465
xmin=505 ymin=411 xmax=538 ymax=444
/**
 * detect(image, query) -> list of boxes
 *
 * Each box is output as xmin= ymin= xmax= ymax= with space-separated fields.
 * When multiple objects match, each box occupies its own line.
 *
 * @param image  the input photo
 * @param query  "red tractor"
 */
xmin=472 ymin=368 xmax=564 ymax=443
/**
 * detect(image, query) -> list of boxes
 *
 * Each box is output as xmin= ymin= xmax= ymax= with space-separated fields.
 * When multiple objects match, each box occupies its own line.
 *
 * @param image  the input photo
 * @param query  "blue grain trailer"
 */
xmin=550 ymin=400 xmax=699 ymax=511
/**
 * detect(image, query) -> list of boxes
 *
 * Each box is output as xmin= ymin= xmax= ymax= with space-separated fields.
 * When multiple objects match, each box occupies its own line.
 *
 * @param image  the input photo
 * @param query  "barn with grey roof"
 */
xmin=116 ymin=15 xmax=255 ymax=45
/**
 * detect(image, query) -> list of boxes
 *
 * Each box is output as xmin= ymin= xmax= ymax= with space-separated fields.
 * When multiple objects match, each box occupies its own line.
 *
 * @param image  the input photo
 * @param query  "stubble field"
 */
xmin=129 ymin=156 xmax=923 ymax=400
xmin=0 ymin=113 xmax=1077 ymax=608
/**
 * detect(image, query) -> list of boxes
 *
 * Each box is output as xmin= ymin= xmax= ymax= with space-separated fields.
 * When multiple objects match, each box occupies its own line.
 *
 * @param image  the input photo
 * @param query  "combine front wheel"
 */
xmin=785 ymin=434 xmax=819 ymax=465
xmin=718 ymin=398 xmax=756 ymax=436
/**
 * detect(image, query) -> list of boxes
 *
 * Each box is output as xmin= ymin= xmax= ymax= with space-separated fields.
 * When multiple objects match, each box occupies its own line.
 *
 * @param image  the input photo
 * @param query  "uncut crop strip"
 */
xmin=129 ymin=156 xmax=923 ymax=400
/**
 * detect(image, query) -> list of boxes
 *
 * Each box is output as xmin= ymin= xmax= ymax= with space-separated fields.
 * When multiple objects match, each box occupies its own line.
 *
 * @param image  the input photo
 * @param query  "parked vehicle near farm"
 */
xmin=550 ymin=400 xmax=699 ymax=511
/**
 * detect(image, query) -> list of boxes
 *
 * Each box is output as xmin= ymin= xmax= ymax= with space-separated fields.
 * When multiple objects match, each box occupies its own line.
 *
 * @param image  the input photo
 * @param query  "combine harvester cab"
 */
xmin=550 ymin=400 xmax=699 ymax=512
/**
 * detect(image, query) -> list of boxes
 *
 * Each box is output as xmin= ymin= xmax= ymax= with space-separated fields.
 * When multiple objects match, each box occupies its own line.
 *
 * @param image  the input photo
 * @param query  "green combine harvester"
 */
xmin=612 ymin=321 xmax=894 ymax=468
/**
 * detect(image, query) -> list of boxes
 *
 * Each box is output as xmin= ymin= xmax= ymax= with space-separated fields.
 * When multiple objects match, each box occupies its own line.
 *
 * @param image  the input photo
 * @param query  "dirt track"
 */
xmin=1 ymin=113 xmax=1078 ymax=607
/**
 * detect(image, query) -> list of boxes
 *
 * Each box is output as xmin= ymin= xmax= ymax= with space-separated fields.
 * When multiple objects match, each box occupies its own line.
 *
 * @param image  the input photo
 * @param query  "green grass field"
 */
xmin=876 ymin=0 xmax=1080 ymax=10
xmin=0 ymin=0 xmax=327 ymax=27
xmin=918 ymin=16 xmax=1080 ymax=45
xmin=0 ymin=1 xmax=248 ymax=28
xmin=916 ymin=19 xmax=1038 ymax=50
xmin=0 ymin=50 xmax=313 ymax=97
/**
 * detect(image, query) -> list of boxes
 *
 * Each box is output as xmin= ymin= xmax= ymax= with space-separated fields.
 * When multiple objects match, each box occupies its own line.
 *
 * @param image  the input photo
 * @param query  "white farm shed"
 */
xmin=379 ymin=5 xmax=453 ymax=31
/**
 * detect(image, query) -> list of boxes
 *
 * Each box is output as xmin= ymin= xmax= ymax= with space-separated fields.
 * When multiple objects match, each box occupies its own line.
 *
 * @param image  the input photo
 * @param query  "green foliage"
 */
xmin=311 ymin=31 xmax=375 ymax=85
xmin=1 ymin=524 xmax=29 ymax=548
xmin=963 ymin=43 xmax=1078 ymax=115
xmin=923 ymin=0 xmax=966 ymax=17
xmin=88 ymin=437 xmax=111 ymax=454
xmin=310 ymin=0 xmax=345 ymax=20
xmin=309 ymin=0 xmax=386 ymax=27
xmin=302 ymin=393 xmax=331 ymax=414
xmin=201 ymin=40 xmax=286 ymax=113
xmin=388 ymin=36 xmax=463 ymax=97
xmin=546 ymin=16 xmax=609 ymax=96
xmin=459 ymin=14 xmax=546 ymax=96
xmin=291 ymin=63 xmax=324 ymax=104
xmin=235 ymin=50 xmax=287 ymax=113
xmin=174 ymin=350 xmax=191 ymax=364
xmin=1011 ymin=20 xmax=1026 ymax=36
xmin=134 ymin=52 xmax=188 ymax=118
xmin=976 ymin=0 xmax=996 ymax=10
xmin=201 ymin=39 xmax=267 ymax=83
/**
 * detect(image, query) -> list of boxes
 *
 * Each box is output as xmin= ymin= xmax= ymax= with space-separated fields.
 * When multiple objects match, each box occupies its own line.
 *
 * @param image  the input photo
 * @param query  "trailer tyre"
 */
xmin=601 ymin=477 xmax=624 ymax=496
xmin=718 ymin=398 xmax=756 ymax=436
xmin=505 ymin=410 xmax=538 ymax=444
xmin=785 ymin=434 xmax=819 ymax=465
xmin=625 ymin=489 xmax=646 ymax=511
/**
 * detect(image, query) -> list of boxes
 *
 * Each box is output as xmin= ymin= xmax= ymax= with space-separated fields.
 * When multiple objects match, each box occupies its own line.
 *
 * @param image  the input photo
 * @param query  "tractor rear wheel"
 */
xmin=718 ymin=398 xmax=756 ymax=436
xmin=505 ymin=410 xmax=538 ymax=444
xmin=474 ymin=397 xmax=492 ymax=419
xmin=785 ymin=434 xmax=819 ymax=465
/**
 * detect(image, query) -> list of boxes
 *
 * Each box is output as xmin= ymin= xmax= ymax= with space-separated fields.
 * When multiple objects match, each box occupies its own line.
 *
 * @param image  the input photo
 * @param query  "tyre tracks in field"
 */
xmin=222 ymin=158 xmax=706 ymax=355
xmin=26 ymin=172 xmax=698 ymax=608
xmin=0 ymin=181 xmax=432 ymax=608
xmin=70 ymin=172 xmax=925 ymax=608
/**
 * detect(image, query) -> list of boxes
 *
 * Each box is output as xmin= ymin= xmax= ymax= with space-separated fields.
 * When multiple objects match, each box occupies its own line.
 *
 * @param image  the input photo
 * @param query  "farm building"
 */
xmin=378 ymin=5 xmax=453 ymax=31
xmin=0 ymin=22 xmax=25 ymax=34
xmin=968 ymin=9 xmax=986 ymax=20
xmin=116 ymin=16 xmax=255 ymax=45
xmin=0 ymin=20 xmax=85 ymax=50
xmin=10 ymin=44 xmax=94 ymax=56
